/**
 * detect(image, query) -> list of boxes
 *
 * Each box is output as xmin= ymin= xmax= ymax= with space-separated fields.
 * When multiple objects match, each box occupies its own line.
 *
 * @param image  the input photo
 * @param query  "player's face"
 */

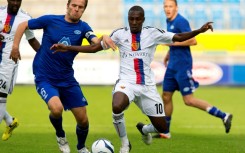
xmin=164 ymin=0 xmax=178 ymax=21
xmin=66 ymin=0 xmax=86 ymax=23
xmin=128 ymin=11 xmax=145 ymax=34
xmin=7 ymin=0 xmax=22 ymax=15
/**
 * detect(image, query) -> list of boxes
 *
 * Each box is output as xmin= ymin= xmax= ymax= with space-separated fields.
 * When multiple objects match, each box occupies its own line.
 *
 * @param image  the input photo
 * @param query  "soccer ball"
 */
xmin=91 ymin=138 xmax=114 ymax=153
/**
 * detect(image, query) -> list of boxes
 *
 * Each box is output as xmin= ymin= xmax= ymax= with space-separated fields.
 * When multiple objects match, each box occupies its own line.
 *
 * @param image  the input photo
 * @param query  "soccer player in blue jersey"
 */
xmin=154 ymin=0 xmax=233 ymax=139
xmin=0 ymin=0 xmax=40 ymax=141
xmin=8 ymin=0 xmax=111 ymax=152
xmin=50 ymin=5 xmax=215 ymax=153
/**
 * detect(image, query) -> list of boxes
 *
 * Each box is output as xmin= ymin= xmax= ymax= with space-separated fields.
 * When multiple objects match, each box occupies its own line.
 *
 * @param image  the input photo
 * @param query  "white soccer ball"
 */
xmin=91 ymin=138 xmax=114 ymax=153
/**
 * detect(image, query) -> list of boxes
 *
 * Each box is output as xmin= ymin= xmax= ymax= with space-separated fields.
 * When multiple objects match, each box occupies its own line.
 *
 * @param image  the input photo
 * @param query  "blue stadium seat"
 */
xmin=229 ymin=9 xmax=243 ymax=29
xmin=179 ymin=9 xmax=191 ymax=20
xmin=192 ymin=9 xmax=209 ymax=29
xmin=211 ymin=9 xmax=225 ymax=29
xmin=177 ymin=0 xmax=191 ymax=4
xmin=123 ymin=0 xmax=137 ymax=3
xmin=144 ymin=9 xmax=155 ymax=26
xmin=209 ymin=0 xmax=224 ymax=3
xmin=193 ymin=0 xmax=208 ymax=3
xmin=226 ymin=0 xmax=240 ymax=3
xmin=141 ymin=0 xmax=154 ymax=3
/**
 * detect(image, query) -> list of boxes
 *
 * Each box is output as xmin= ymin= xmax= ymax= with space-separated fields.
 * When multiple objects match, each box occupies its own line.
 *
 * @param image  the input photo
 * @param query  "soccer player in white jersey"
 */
xmin=0 ymin=0 xmax=40 ymax=141
xmin=110 ymin=6 xmax=214 ymax=153
xmin=48 ymin=5 xmax=214 ymax=153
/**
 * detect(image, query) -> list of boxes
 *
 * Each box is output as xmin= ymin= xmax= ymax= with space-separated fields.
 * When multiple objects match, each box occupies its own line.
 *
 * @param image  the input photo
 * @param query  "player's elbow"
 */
xmin=192 ymin=39 xmax=197 ymax=46
xmin=172 ymin=35 xmax=185 ymax=42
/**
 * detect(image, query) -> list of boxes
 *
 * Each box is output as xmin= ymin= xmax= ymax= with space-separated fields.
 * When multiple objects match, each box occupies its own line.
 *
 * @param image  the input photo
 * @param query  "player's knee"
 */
xmin=162 ymin=93 xmax=171 ymax=104
xmin=112 ymin=105 xmax=123 ymax=114
xmin=77 ymin=117 xmax=89 ymax=127
xmin=112 ymin=103 xmax=124 ymax=114
xmin=184 ymin=99 xmax=195 ymax=106
xmin=50 ymin=106 xmax=63 ymax=117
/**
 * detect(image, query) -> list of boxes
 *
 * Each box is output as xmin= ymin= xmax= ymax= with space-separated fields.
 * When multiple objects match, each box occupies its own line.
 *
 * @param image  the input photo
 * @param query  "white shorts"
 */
xmin=0 ymin=58 xmax=18 ymax=94
xmin=113 ymin=80 xmax=165 ymax=117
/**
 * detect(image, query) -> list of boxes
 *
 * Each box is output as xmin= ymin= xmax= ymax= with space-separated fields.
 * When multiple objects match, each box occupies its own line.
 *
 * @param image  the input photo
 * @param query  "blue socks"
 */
xmin=208 ymin=106 xmax=226 ymax=119
xmin=76 ymin=124 xmax=89 ymax=150
xmin=49 ymin=115 xmax=65 ymax=137
xmin=164 ymin=116 xmax=171 ymax=133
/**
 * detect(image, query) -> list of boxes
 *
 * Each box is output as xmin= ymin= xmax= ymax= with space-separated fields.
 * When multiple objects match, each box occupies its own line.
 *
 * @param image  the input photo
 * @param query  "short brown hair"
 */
xmin=67 ymin=0 xmax=88 ymax=9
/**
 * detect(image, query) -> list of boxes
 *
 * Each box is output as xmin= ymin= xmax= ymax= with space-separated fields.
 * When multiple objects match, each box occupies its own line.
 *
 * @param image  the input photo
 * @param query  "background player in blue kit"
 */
xmin=9 ymin=0 xmax=107 ymax=152
xmin=155 ymin=0 xmax=233 ymax=139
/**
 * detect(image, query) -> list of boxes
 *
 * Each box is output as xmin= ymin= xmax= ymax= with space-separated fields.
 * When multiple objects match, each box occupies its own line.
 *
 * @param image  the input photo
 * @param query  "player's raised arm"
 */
xmin=51 ymin=34 xmax=116 ymax=54
xmin=173 ymin=22 xmax=213 ymax=42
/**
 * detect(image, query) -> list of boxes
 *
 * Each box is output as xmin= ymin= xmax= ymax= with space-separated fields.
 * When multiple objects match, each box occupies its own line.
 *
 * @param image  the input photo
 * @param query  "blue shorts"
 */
xmin=35 ymin=81 xmax=88 ymax=110
xmin=162 ymin=68 xmax=199 ymax=96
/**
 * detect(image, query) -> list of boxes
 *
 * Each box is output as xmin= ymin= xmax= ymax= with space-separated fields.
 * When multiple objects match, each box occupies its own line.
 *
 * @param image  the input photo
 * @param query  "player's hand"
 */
xmin=199 ymin=22 xmax=213 ymax=33
xmin=50 ymin=43 xmax=69 ymax=54
xmin=102 ymin=35 xmax=117 ymax=51
xmin=10 ymin=46 xmax=21 ymax=64
xmin=0 ymin=34 xmax=4 ymax=42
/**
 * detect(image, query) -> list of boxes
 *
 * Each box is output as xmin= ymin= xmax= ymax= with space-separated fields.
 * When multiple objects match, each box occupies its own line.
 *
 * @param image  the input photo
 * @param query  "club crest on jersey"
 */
xmin=131 ymin=33 xmax=141 ymax=51
xmin=131 ymin=42 xmax=140 ymax=51
xmin=58 ymin=37 xmax=71 ymax=46
xmin=170 ymin=25 xmax=174 ymax=30
xmin=3 ymin=24 xmax=11 ymax=33
xmin=74 ymin=30 xmax=81 ymax=35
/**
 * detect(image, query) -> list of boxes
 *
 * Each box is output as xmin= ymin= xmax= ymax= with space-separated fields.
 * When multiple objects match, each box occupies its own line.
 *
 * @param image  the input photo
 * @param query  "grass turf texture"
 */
xmin=0 ymin=85 xmax=244 ymax=153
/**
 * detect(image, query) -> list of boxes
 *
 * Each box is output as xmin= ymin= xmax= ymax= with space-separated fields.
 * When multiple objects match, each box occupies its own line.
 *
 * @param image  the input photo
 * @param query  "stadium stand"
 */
xmin=122 ymin=0 xmax=245 ymax=30
xmin=211 ymin=9 xmax=225 ymax=29
xmin=0 ymin=0 xmax=244 ymax=30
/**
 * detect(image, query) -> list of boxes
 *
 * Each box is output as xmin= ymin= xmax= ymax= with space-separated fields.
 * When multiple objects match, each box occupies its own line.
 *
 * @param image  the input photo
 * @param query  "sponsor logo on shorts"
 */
xmin=183 ymin=87 xmax=190 ymax=92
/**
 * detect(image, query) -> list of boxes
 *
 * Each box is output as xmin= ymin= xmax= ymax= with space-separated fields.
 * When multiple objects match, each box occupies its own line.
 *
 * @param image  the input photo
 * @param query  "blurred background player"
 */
xmin=10 ymin=0 xmax=99 ymax=152
xmin=0 ymin=0 xmax=40 ymax=141
xmin=155 ymin=0 xmax=233 ymax=139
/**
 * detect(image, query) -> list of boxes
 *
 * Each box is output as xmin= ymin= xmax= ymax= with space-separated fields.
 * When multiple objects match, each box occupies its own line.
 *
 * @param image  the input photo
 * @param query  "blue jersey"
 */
xmin=166 ymin=13 xmax=192 ymax=71
xmin=28 ymin=15 xmax=96 ymax=87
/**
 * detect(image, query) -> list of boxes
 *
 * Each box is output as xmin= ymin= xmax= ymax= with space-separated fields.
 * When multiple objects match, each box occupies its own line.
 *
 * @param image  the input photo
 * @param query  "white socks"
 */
xmin=0 ymin=97 xmax=7 ymax=123
xmin=112 ymin=112 xmax=129 ymax=146
xmin=142 ymin=124 xmax=158 ymax=134
xmin=4 ymin=111 xmax=13 ymax=126
xmin=0 ymin=97 xmax=13 ymax=125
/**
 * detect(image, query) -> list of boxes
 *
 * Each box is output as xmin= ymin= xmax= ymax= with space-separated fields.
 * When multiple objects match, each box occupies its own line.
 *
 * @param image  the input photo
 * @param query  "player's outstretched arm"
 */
xmin=10 ymin=21 xmax=29 ymax=63
xmin=101 ymin=34 xmax=116 ymax=50
xmin=51 ymin=35 xmax=116 ymax=54
xmin=173 ymin=22 xmax=213 ymax=42
xmin=51 ymin=42 xmax=103 ymax=54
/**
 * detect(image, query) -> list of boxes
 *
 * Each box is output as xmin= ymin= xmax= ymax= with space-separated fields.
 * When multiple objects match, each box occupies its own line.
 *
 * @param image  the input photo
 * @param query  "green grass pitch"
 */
xmin=0 ymin=85 xmax=244 ymax=153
